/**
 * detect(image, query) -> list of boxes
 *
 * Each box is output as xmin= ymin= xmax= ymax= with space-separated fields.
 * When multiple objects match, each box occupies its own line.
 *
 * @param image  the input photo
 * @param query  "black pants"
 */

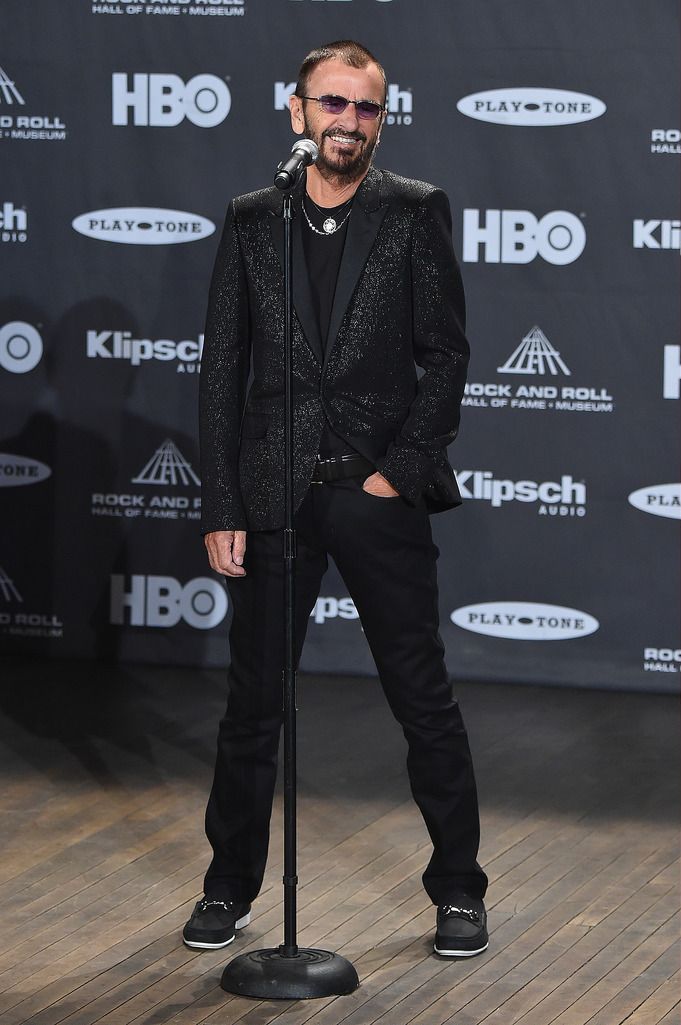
xmin=203 ymin=475 xmax=488 ymax=905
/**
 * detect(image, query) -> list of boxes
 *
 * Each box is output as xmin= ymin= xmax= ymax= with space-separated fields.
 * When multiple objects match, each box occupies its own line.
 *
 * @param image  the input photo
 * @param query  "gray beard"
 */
xmin=305 ymin=118 xmax=378 ymax=187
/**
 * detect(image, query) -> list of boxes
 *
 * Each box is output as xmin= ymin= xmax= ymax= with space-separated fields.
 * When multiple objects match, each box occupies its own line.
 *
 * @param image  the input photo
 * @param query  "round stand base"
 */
xmin=220 ymin=947 xmax=359 ymax=1000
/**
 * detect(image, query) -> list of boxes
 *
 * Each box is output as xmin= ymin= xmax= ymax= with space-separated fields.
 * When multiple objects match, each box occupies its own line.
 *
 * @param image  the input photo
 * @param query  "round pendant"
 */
xmin=322 ymin=217 xmax=337 ymax=234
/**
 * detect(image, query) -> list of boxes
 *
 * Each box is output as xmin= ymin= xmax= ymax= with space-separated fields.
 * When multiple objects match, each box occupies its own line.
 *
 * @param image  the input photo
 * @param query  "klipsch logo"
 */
xmin=274 ymin=81 xmax=412 ymax=125
xmin=112 ymin=73 xmax=231 ymax=127
xmin=450 ymin=601 xmax=599 ymax=641
xmin=0 ymin=564 xmax=63 ymax=638
xmin=0 ymin=63 xmax=67 ymax=141
xmin=86 ymin=328 xmax=203 ymax=371
xmin=93 ymin=1 xmax=245 ymax=16
xmin=463 ymin=210 xmax=586 ymax=265
xmin=110 ymin=574 xmax=227 ymax=629
xmin=92 ymin=440 xmax=201 ymax=521
xmin=633 ymin=220 xmax=680 ymax=251
xmin=73 ymin=208 xmax=215 ymax=245
xmin=0 ymin=202 xmax=27 ymax=243
xmin=457 ymin=88 xmax=606 ymax=126
xmin=455 ymin=470 xmax=586 ymax=517
xmin=309 ymin=596 xmax=359 ymax=624
xmin=628 ymin=484 xmax=681 ymax=520
xmin=0 ymin=322 xmax=43 ymax=374
xmin=462 ymin=326 xmax=614 ymax=414
xmin=0 ymin=454 xmax=51 ymax=487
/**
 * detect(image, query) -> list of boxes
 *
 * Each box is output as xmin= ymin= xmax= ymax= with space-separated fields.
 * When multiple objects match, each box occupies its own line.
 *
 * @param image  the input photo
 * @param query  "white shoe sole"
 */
xmin=183 ymin=910 xmax=251 ymax=949
xmin=433 ymin=940 xmax=489 ymax=957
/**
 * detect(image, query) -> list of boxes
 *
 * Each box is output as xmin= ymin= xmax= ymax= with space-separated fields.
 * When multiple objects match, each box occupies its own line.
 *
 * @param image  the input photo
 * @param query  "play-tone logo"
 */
xmin=112 ymin=73 xmax=231 ymax=127
xmin=457 ymin=88 xmax=606 ymax=126
xmin=633 ymin=220 xmax=680 ymax=251
xmin=73 ymin=208 xmax=215 ymax=245
xmin=0 ymin=62 xmax=67 ymax=140
xmin=463 ymin=210 xmax=586 ymax=265
xmin=628 ymin=484 xmax=681 ymax=520
xmin=0 ymin=454 xmax=51 ymax=487
xmin=451 ymin=601 xmax=599 ymax=640
xmin=110 ymin=574 xmax=227 ymax=629
xmin=0 ymin=322 xmax=43 ymax=374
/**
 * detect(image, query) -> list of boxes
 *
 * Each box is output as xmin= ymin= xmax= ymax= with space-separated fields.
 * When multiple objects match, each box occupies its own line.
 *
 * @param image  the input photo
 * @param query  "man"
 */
xmin=184 ymin=40 xmax=489 ymax=959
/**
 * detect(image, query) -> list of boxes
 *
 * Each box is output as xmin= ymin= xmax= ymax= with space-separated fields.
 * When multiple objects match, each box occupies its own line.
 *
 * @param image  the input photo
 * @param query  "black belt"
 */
xmin=310 ymin=453 xmax=375 ymax=483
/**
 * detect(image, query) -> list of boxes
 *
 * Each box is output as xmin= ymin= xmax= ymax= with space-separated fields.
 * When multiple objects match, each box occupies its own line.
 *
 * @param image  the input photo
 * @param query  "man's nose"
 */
xmin=340 ymin=103 xmax=361 ymax=130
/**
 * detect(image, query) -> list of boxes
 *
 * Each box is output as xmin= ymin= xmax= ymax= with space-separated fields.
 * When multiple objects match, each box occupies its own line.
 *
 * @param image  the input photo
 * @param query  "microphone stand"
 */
xmin=219 ymin=170 xmax=359 ymax=1001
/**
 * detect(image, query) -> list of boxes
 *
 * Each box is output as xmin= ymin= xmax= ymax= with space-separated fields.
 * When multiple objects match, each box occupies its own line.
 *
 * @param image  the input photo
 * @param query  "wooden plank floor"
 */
xmin=0 ymin=657 xmax=678 ymax=1025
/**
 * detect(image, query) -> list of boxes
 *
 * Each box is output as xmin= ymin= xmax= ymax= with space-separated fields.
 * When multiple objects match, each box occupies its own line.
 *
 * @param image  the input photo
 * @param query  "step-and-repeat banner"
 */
xmin=2 ymin=0 xmax=679 ymax=691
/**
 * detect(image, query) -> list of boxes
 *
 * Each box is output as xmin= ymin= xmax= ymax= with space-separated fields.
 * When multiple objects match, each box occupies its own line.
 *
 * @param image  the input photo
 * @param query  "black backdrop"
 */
xmin=2 ymin=0 xmax=679 ymax=692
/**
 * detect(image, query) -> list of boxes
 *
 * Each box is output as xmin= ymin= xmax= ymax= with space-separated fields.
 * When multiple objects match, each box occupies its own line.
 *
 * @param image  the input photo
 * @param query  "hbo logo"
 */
xmin=112 ymin=73 xmax=231 ymax=128
xmin=110 ymin=574 xmax=228 ymax=630
xmin=463 ymin=209 xmax=586 ymax=265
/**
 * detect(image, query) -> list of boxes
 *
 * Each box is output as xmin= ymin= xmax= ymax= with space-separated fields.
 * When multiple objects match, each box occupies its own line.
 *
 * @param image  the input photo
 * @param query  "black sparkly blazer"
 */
xmin=199 ymin=165 xmax=470 ymax=533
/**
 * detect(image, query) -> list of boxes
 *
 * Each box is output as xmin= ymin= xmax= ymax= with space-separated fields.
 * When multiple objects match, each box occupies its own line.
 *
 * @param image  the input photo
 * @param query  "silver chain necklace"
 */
xmin=302 ymin=196 xmax=352 ymax=236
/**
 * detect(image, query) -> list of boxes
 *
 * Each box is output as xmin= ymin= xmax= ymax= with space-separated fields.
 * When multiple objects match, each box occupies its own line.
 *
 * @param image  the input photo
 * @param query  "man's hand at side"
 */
xmin=362 ymin=472 xmax=400 ymax=497
xmin=204 ymin=530 xmax=247 ymax=577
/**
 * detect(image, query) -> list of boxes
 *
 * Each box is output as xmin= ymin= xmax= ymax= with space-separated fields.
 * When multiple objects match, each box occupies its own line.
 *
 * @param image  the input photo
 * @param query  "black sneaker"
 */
xmin=434 ymin=894 xmax=488 ymax=957
xmin=182 ymin=897 xmax=251 ymax=949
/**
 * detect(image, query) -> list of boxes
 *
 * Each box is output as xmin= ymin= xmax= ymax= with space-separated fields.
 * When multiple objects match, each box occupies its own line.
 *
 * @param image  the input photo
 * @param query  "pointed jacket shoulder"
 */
xmin=377 ymin=169 xmax=447 ymax=208
xmin=228 ymin=166 xmax=444 ymax=221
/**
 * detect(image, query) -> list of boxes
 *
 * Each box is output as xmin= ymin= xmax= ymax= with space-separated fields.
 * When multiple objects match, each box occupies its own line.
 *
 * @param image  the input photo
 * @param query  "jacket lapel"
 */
xmin=268 ymin=179 xmax=324 ymax=366
xmin=292 ymin=211 xmax=324 ymax=364
xmin=268 ymin=166 xmax=388 ymax=370
xmin=324 ymin=166 xmax=388 ymax=370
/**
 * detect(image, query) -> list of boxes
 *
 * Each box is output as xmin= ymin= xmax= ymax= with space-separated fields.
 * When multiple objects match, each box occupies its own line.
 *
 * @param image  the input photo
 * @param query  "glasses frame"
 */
xmin=297 ymin=94 xmax=386 ymax=121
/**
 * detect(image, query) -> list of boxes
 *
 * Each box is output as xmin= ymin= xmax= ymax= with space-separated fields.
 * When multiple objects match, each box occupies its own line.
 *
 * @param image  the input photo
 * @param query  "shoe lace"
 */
xmin=440 ymin=904 xmax=480 ymax=923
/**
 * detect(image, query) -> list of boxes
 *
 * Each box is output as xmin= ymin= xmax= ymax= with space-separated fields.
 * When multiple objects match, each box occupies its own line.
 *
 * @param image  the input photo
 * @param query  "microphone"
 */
xmin=274 ymin=139 xmax=318 ymax=191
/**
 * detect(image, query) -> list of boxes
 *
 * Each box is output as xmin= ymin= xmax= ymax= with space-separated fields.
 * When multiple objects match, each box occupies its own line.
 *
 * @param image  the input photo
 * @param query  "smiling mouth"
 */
xmin=326 ymin=132 xmax=362 ymax=146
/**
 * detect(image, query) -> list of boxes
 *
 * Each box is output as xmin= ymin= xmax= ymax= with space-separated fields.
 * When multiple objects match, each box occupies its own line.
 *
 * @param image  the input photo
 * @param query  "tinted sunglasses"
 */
xmin=298 ymin=94 xmax=385 ymax=121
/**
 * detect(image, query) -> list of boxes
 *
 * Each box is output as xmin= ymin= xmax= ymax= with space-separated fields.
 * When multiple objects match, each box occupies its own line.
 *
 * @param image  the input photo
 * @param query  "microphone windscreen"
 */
xmin=292 ymin=139 xmax=318 ymax=164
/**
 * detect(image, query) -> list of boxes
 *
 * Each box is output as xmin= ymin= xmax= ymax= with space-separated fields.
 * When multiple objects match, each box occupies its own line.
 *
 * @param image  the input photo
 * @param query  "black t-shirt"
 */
xmin=301 ymin=195 xmax=359 ymax=460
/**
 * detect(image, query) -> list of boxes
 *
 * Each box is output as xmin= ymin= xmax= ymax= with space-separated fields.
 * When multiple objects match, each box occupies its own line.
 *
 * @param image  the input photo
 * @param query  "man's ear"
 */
xmin=289 ymin=94 xmax=305 ymax=135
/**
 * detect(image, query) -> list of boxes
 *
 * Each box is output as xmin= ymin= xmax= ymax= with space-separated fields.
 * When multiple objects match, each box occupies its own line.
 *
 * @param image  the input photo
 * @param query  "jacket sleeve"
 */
xmin=199 ymin=200 xmax=251 ymax=534
xmin=374 ymin=188 xmax=469 ymax=502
